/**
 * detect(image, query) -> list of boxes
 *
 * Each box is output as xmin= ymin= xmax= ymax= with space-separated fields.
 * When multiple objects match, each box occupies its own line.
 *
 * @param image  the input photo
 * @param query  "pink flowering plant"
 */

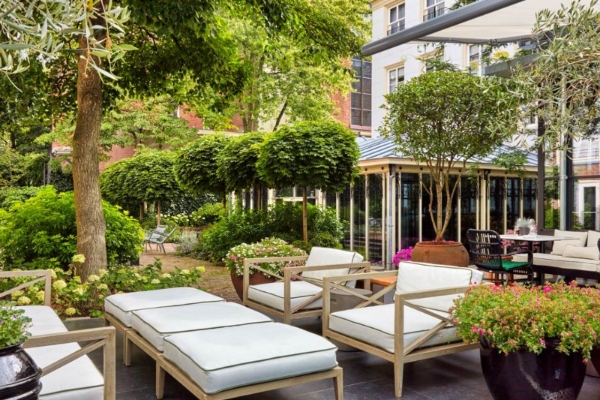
xmin=392 ymin=247 xmax=413 ymax=267
xmin=225 ymin=237 xmax=307 ymax=277
xmin=451 ymin=282 xmax=600 ymax=358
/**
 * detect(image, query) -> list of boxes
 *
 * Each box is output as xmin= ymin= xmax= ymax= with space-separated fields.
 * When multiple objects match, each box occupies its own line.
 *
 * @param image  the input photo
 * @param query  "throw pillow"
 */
xmin=563 ymin=244 xmax=600 ymax=261
xmin=551 ymin=230 xmax=588 ymax=256
xmin=587 ymin=230 xmax=600 ymax=248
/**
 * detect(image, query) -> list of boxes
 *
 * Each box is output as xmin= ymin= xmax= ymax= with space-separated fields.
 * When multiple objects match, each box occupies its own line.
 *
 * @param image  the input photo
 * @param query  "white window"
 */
xmin=424 ymin=0 xmax=445 ymax=21
xmin=573 ymin=135 xmax=599 ymax=160
xmin=388 ymin=3 xmax=406 ymax=35
xmin=469 ymin=45 xmax=481 ymax=75
xmin=388 ymin=66 xmax=405 ymax=93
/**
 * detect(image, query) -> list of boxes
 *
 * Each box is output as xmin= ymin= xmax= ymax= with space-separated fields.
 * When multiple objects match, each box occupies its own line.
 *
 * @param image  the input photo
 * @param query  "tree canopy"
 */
xmin=381 ymin=71 xmax=519 ymax=240
xmin=217 ymin=132 xmax=266 ymax=193
xmin=257 ymin=120 xmax=360 ymax=241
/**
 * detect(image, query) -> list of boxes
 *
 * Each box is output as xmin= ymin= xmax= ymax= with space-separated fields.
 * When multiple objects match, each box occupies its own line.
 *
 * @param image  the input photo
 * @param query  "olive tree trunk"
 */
xmin=72 ymin=33 xmax=108 ymax=281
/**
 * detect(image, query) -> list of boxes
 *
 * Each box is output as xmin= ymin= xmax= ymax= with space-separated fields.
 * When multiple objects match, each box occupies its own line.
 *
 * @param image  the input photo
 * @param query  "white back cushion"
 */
xmin=302 ymin=247 xmax=364 ymax=281
xmin=587 ymin=230 xmax=600 ymax=248
xmin=551 ymin=230 xmax=588 ymax=256
xmin=396 ymin=261 xmax=483 ymax=312
xmin=563 ymin=244 xmax=600 ymax=261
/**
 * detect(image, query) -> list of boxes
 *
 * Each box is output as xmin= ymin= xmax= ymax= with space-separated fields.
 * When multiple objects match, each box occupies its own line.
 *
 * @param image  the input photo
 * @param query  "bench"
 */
xmin=0 ymin=270 xmax=116 ymax=400
xmin=322 ymin=261 xmax=483 ymax=398
xmin=105 ymin=288 xmax=343 ymax=399
xmin=512 ymin=229 xmax=600 ymax=282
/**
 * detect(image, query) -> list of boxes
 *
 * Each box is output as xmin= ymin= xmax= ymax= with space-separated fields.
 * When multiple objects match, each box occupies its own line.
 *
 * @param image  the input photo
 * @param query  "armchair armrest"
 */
xmin=0 ymin=270 xmax=52 ymax=306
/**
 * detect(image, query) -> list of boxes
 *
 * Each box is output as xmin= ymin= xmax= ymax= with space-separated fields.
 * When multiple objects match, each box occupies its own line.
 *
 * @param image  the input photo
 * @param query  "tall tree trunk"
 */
xmin=302 ymin=186 xmax=308 ymax=242
xmin=72 ymin=32 xmax=107 ymax=281
xmin=156 ymin=200 xmax=162 ymax=226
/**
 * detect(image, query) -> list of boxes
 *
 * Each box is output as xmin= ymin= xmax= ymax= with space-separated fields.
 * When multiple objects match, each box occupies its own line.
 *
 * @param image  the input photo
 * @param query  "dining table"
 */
xmin=499 ymin=234 xmax=577 ymax=253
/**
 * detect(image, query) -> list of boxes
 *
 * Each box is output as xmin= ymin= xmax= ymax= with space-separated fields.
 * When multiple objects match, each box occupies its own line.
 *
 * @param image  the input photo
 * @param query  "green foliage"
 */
xmin=0 ymin=187 xmax=143 ymax=270
xmin=174 ymin=134 xmax=232 ymax=197
xmin=196 ymin=202 xmax=343 ymax=263
xmin=0 ymin=186 xmax=41 ymax=209
xmin=492 ymin=148 xmax=530 ymax=177
xmin=0 ymin=261 xmax=206 ymax=318
xmin=217 ymin=132 xmax=266 ymax=192
xmin=257 ymin=121 xmax=360 ymax=193
xmin=0 ymin=302 xmax=31 ymax=348
xmin=192 ymin=203 xmax=224 ymax=227
xmin=224 ymin=237 xmax=307 ymax=276
xmin=381 ymin=71 xmax=519 ymax=240
xmin=452 ymin=283 xmax=600 ymax=358
xmin=513 ymin=1 xmax=600 ymax=150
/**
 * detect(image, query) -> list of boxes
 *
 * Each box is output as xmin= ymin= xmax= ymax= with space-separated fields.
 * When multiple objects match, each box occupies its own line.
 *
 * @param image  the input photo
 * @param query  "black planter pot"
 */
xmin=0 ymin=343 xmax=42 ymax=400
xmin=479 ymin=337 xmax=586 ymax=400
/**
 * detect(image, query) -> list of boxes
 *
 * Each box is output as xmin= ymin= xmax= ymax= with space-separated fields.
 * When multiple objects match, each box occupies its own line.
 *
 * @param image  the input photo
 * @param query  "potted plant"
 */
xmin=451 ymin=283 xmax=600 ymax=400
xmin=0 ymin=301 xmax=42 ymax=399
xmin=381 ymin=69 xmax=520 ymax=267
xmin=224 ymin=237 xmax=307 ymax=299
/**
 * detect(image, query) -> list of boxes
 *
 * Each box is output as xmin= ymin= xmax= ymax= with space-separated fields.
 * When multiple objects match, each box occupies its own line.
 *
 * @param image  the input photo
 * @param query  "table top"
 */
xmin=499 ymin=234 xmax=576 ymax=242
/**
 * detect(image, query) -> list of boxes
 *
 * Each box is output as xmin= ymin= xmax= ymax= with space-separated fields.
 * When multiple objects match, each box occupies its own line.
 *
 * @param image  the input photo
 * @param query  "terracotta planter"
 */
xmin=410 ymin=241 xmax=469 ymax=267
xmin=230 ymin=272 xmax=278 ymax=301
xmin=480 ymin=337 xmax=586 ymax=400
xmin=0 ymin=343 xmax=42 ymax=400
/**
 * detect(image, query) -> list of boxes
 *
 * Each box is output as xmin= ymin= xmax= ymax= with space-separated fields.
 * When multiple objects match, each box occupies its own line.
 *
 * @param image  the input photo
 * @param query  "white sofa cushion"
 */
xmin=587 ymin=230 xmax=600 ymax=248
xmin=302 ymin=247 xmax=364 ymax=281
xmin=551 ymin=230 xmax=588 ymax=256
xmin=248 ymin=281 xmax=322 ymax=311
xmin=563 ymin=244 xmax=600 ymax=261
xmin=163 ymin=323 xmax=337 ymax=394
xmin=395 ymin=261 xmax=483 ymax=312
xmin=329 ymin=304 xmax=458 ymax=353
xmin=514 ymin=253 xmax=600 ymax=273
xmin=105 ymin=287 xmax=224 ymax=327
xmin=131 ymin=302 xmax=272 ymax=351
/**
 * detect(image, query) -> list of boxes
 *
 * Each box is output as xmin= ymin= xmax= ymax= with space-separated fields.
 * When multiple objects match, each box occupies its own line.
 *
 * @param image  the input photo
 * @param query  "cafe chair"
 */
xmin=466 ymin=229 xmax=533 ymax=285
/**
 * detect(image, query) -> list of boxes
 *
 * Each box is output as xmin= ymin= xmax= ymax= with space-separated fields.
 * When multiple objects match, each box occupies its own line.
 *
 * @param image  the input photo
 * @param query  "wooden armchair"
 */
xmin=322 ymin=261 xmax=483 ymax=397
xmin=242 ymin=247 xmax=370 ymax=324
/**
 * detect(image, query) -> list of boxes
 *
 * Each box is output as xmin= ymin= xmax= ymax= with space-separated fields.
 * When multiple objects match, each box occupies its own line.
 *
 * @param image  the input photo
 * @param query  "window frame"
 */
xmin=424 ymin=0 xmax=445 ymax=21
xmin=388 ymin=3 xmax=406 ymax=36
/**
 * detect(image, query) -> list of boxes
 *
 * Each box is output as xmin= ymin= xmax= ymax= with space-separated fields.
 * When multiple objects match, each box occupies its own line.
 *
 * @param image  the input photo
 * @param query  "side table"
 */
xmin=329 ymin=288 xmax=372 ymax=351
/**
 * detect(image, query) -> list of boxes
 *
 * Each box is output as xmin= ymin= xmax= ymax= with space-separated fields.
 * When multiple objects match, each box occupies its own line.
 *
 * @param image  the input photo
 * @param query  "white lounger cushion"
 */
xmin=396 ymin=261 xmax=483 ymax=312
xmin=105 ymin=287 xmax=224 ymax=327
xmin=513 ymin=252 xmax=600 ymax=273
xmin=131 ymin=302 xmax=272 ymax=351
xmin=329 ymin=304 xmax=457 ymax=353
xmin=164 ymin=323 xmax=337 ymax=394
xmin=248 ymin=281 xmax=322 ymax=311
xmin=19 ymin=306 xmax=103 ymax=400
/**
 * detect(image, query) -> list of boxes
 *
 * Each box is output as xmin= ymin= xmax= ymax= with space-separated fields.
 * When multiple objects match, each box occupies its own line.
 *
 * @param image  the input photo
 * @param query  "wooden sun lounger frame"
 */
xmin=322 ymin=270 xmax=478 ymax=398
xmin=0 ymin=270 xmax=116 ymax=400
xmin=242 ymin=256 xmax=371 ymax=324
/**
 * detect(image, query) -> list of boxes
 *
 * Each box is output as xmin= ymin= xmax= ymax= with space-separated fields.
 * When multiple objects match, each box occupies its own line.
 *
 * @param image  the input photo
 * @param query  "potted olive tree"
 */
xmin=380 ymin=69 xmax=519 ymax=266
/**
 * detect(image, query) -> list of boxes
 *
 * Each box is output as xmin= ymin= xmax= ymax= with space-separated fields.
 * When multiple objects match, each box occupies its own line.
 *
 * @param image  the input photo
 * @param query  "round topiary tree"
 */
xmin=100 ymin=150 xmax=183 ymax=225
xmin=257 ymin=120 xmax=360 ymax=241
xmin=0 ymin=186 xmax=143 ymax=274
xmin=174 ymin=133 xmax=232 ymax=207
xmin=217 ymin=132 xmax=267 ymax=208
xmin=381 ymin=70 xmax=519 ymax=241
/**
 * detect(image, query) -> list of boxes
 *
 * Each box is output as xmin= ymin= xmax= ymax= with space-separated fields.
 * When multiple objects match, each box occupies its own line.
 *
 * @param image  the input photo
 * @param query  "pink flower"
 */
xmin=543 ymin=286 xmax=552 ymax=293
xmin=539 ymin=338 xmax=546 ymax=346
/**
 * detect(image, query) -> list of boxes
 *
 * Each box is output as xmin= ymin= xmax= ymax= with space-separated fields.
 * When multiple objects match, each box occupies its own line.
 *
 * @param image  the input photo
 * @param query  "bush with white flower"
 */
xmin=225 ymin=237 xmax=307 ymax=277
xmin=1 ymin=256 xmax=206 ymax=318
xmin=0 ymin=301 xmax=32 ymax=348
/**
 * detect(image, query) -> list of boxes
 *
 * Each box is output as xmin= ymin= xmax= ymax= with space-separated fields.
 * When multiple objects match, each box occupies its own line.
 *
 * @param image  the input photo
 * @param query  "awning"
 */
xmin=363 ymin=0 xmax=600 ymax=56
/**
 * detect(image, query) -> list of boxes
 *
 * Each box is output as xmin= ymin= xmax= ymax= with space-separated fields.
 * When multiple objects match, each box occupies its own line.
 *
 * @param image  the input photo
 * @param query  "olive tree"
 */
xmin=381 ymin=71 xmax=519 ymax=241
xmin=174 ymin=134 xmax=232 ymax=207
xmin=257 ymin=121 xmax=360 ymax=241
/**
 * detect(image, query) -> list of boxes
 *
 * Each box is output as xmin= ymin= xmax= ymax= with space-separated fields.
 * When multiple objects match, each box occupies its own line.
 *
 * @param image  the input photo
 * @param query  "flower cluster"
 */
xmin=1 ymin=260 xmax=206 ymax=318
xmin=392 ymin=247 xmax=413 ymax=267
xmin=451 ymin=282 xmax=600 ymax=358
xmin=225 ymin=237 xmax=307 ymax=277
xmin=0 ymin=301 xmax=32 ymax=348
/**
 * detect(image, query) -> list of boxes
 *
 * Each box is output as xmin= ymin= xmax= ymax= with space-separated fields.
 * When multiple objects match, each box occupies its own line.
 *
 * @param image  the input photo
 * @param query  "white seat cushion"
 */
xmin=248 ymin=281 xmax=323 ymax=311
xmin=396 ymin=261 xmax=483 ymax=312
xmin=105 ymin=288 xmax=224 ymax=327
xmin=513 ymin=253 xmax=600 ymax=273
xmin=551 ymin=230 xmax=588 ymax=255
xmin=302 ymin=247 xmax=364 ymax=281
xmin=18 ymin=306 xmax=68 ymax=336
xmin=329 ymin=304 xmax=458 ymax=353
xmin=163 ymin=323 xmax=337 ymax=394
xmin=131 ymin=303 xmax=272 ymax=351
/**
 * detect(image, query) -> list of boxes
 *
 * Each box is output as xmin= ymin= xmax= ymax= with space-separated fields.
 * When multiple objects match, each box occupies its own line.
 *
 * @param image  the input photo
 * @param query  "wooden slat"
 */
xmin=41 ymin=339 xmax=105 ymax=376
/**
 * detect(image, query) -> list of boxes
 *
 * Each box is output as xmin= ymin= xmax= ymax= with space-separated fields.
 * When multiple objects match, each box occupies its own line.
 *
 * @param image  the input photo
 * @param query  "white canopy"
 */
xmin=363 ymin=0 xmax=600 ymax=55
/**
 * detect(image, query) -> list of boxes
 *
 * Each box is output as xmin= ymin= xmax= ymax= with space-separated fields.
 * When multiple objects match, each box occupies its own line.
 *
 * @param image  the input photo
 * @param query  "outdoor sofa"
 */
xmin=512 ymin=229 xmax=600 ymax=282
xmin=322 ymin=261 xmax=483 ymax=398
xmin=105 ymin=287 xmax=343 ymax=400
xmin=1 ymin=270 xmax=116 ymax=400
xmin=242 ymin=246 xmax=370 ymax=324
